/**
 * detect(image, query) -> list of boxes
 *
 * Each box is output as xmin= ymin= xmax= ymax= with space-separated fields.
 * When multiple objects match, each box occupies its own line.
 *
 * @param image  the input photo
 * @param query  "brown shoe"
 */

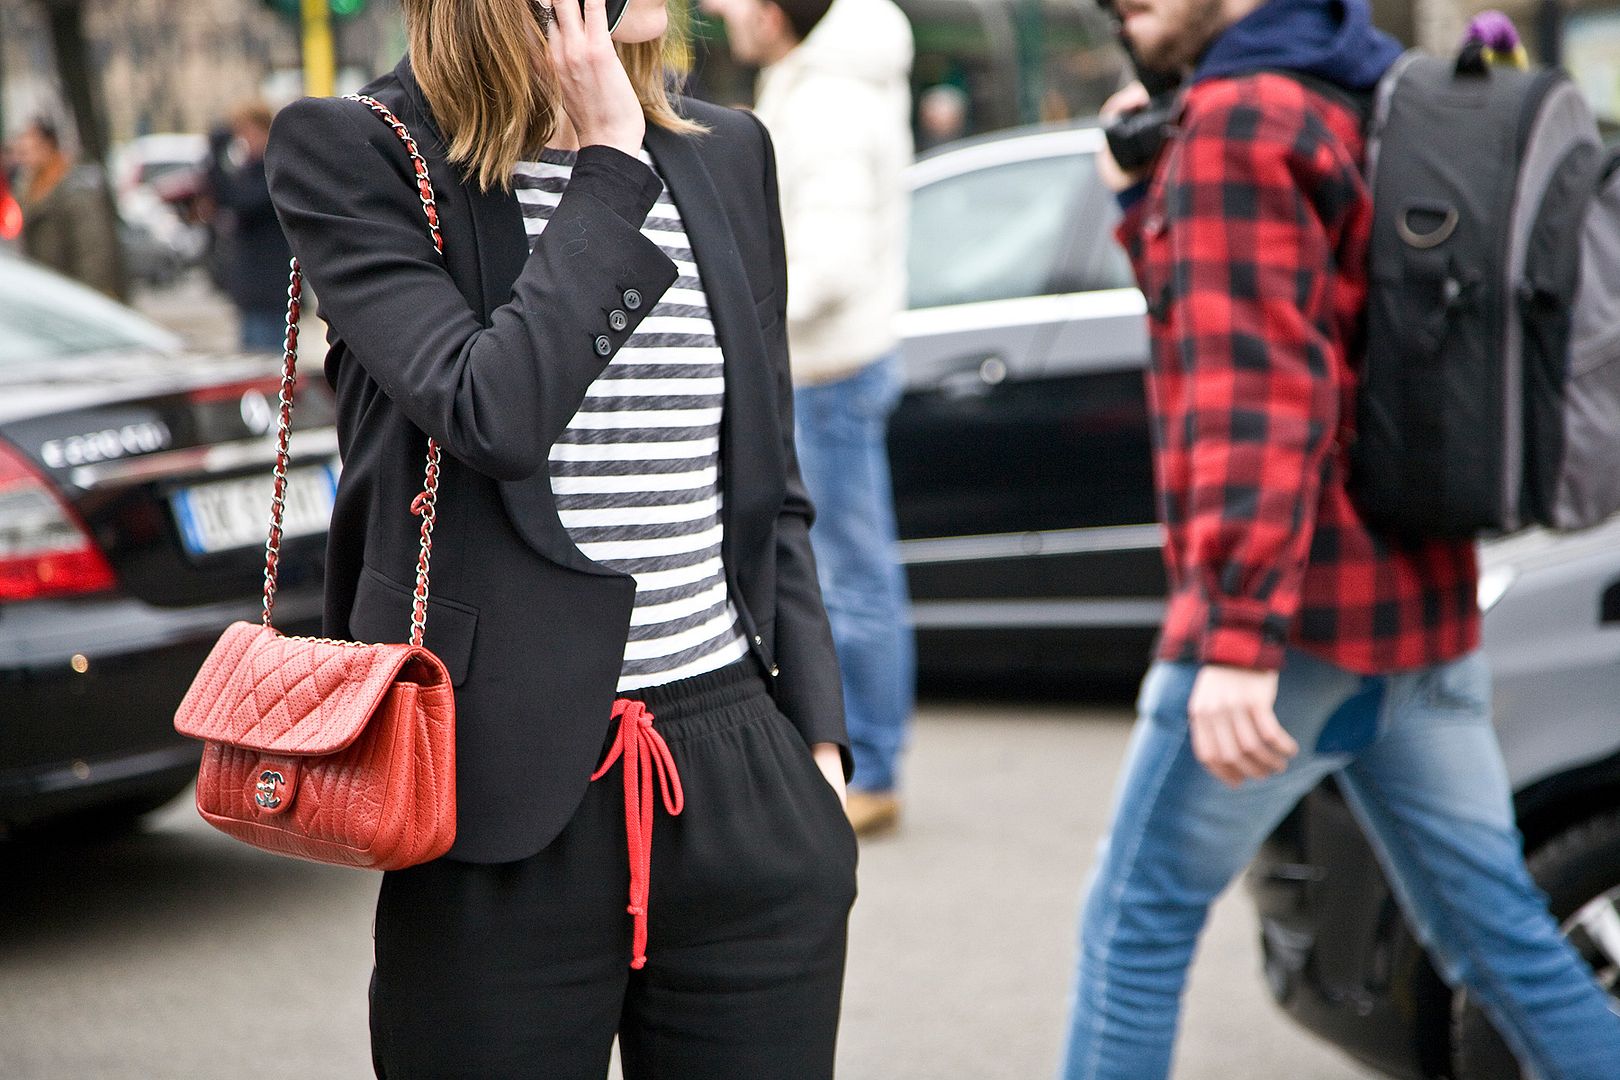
xmin=845 ymin=791 xmax=900 ymax=836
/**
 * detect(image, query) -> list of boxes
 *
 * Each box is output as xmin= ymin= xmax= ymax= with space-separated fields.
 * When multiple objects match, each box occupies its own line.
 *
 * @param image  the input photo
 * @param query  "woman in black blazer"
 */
xmin=265 ymin=0 xmax=856 ymax=1075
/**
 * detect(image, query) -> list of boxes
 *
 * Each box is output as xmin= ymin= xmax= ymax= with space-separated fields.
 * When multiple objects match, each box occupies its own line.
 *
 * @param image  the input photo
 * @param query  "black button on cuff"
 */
xmin=623 ymin=289 xmax=643 ymax=311
xmin=594 ymin=335 xmax=613 ymax=357
xmin=608 ymin=310 xmax=629 ymax=332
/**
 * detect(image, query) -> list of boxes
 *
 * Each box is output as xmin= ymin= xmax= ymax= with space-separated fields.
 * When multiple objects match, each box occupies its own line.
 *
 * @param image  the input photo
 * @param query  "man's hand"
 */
xmin=1098 ymin=81 xmax=1153 ymax=193
xmin=811 ymin=743 xmax=847 ymax=808
xmin=1187 ymin=665 xmax=1299 ymax=787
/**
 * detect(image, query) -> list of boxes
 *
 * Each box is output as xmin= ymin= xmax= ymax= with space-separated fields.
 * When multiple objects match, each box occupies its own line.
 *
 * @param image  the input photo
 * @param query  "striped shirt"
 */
xmin=515 ymin=148 xmax=750 ymax=693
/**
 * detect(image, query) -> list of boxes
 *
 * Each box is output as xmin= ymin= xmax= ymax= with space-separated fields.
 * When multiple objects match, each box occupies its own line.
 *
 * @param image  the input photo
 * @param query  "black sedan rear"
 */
xmin=0 ymin=253 xmax=331 ymax=834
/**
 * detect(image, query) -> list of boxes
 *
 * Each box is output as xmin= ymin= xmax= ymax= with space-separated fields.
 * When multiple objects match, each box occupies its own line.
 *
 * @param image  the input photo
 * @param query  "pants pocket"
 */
xmin=768 ymin=711 xmax=859 ymax=881
xmin=1419 ymin=651 xmax=1492 ymax=718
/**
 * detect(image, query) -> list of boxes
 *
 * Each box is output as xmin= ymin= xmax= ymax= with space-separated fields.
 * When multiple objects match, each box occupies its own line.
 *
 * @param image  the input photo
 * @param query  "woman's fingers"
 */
xmin=547 ymin=0 xmax=581 ymax=41
xmin=537 ymin=0 xmax=645 ymax=154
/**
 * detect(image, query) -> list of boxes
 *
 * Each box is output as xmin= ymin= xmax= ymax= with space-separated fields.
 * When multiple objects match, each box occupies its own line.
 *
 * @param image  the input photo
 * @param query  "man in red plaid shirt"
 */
xmin=1059 ymin=2 xmax=1620 ymax=1078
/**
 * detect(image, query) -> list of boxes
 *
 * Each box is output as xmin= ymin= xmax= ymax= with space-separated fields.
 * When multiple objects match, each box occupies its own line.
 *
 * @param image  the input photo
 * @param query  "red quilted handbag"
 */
xmin=173 ymin=96 xmax=455 ymax=870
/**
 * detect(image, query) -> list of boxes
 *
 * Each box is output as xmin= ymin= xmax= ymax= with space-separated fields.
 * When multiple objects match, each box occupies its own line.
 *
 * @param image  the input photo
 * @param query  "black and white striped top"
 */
xmin=516 ymin=149 xmax=750 ymax=693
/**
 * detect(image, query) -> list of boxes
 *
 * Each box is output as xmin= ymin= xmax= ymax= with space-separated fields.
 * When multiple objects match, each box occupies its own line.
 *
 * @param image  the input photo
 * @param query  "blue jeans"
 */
xmin=240 ymin=307 xmax=286 ymax=352
xmin=1061 ymin=649 xmax=1620 ymax=1080
xmin=793 ymin=353 xmax=915 ymax=794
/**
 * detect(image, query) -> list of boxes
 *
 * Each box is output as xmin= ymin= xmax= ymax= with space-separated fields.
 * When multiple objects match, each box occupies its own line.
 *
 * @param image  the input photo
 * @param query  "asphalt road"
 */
xmin=0 ymin=691 xmax=1379 ymax=1080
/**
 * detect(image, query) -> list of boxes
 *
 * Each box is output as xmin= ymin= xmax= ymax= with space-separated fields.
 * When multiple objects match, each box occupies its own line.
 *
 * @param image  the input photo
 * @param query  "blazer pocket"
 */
xmin=349 ymin=564 xmax=479 ymax=687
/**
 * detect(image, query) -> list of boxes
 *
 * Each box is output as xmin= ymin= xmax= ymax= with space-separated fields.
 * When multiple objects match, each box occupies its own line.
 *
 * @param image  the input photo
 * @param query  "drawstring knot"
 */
xmin=592 ymin=698 xmax=684 ymax=970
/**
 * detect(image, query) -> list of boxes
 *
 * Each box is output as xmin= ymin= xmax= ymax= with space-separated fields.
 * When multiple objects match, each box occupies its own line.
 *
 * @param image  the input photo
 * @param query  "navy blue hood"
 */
xmin=1194 ymin=0 xmax=1403 ymax=91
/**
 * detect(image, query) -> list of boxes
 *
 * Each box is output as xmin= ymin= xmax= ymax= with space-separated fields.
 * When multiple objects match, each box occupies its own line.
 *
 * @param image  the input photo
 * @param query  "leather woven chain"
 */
xmin=260 ymin=93 xmax=444 ymax=649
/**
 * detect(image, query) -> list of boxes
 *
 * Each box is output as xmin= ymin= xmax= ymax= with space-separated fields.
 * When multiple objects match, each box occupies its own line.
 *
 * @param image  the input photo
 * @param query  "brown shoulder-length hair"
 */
xmin=401 ymin=0 xmax=703 ymax=191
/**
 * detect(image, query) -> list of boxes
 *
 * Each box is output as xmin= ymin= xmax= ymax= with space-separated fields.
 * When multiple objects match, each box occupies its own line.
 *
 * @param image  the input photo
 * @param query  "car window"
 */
xmin=0 ymin=255 xmax=177 ymax=365
xmin=909 ymin=152 xmax=1093 ymax=310
xmin=137 ymin=160 xmax=196 ymax=186
xmin=1088 ymin=231 xmax=1138 ymax=292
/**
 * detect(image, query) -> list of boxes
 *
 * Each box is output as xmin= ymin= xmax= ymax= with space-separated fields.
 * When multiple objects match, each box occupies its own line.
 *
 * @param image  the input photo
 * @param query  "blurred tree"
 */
xmin=33 ymin=0 xmax=106 ymax=166
xmin=27 ymin=0 xmax=129 ymax=297
xmin=0 ymin=2 xmax=8 ymax=144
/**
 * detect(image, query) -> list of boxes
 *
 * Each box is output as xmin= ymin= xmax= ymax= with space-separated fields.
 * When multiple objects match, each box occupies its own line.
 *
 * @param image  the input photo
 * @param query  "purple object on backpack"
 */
xmin=1466 ymin=10 xmax=1522 ymax=53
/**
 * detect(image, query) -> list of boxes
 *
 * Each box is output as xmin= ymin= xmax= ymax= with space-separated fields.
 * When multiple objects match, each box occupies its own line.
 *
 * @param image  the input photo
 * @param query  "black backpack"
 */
xmin=1350 ymin=47 xmax=1620 ymax=538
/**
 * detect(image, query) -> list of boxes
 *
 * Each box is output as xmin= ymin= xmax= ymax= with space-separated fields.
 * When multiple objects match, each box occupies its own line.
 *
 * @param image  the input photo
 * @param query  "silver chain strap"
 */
xmin=260 ymin=94 xmax=445 ymax=649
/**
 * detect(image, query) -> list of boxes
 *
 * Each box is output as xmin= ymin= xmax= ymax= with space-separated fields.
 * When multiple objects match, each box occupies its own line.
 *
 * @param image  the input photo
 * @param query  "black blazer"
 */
xmin=265 ymin=58 xmax=846 ymax=864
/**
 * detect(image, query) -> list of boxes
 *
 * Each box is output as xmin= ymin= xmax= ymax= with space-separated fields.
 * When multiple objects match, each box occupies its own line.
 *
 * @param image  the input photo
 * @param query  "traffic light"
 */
xmin=260 ymin=0 xmax=351 ymax=97
xmin=262 ymin=0 xmax=366 ymax=17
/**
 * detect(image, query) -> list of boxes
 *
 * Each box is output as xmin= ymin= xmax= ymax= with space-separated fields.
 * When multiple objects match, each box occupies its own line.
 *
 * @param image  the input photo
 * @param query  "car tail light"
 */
xmin=184 ymin=375 xmax=282 ymax=405
xmin=0 ymin=440 xmax=117 ymax=601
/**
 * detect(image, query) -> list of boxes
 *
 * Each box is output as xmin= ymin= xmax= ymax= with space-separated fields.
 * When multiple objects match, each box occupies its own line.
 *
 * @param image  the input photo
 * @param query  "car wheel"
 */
xmin=1451 ymin=810 xmax=1620 ymax=1079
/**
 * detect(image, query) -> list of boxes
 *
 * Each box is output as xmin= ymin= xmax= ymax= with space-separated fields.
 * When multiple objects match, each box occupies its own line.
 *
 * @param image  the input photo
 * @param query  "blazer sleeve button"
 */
xmin=594 ymin=335 xmax=613 ymax=357
xmin=609 ymin=310 xmax=629 ymax=332
xmin=623 ymin=289 xmax=642 ymax=311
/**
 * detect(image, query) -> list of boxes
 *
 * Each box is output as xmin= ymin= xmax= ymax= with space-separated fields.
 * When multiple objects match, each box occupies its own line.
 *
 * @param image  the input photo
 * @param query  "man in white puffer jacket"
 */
xmin=704 ymin=0 xmax=916 ymax=835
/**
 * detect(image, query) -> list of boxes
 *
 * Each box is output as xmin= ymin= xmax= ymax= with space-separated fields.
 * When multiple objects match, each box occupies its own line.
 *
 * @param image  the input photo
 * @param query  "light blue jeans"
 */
xmin=240 ymin=307 xmax=286 ymax=352
xmin=1061 ymin=649 xmax=1620 ymax=1080
xmin=793 ymin=352 xmax=915 ymax=793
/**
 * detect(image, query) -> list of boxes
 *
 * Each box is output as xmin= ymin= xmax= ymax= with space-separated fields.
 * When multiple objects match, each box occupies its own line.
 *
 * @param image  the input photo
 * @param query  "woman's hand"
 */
xmin=811 ymin=743 xmax=847 ymax=808
xmin=542 ymin=0 xmax=645 ymax=156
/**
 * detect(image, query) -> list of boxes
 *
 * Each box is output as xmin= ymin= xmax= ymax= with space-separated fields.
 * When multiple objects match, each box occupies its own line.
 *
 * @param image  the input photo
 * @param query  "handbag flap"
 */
xmin=175 ymin=621 xmax=435 ymax=755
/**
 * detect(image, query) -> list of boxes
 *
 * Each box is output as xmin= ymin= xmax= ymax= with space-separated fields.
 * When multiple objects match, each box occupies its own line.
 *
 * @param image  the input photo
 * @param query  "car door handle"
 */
xmin=933 ymin=354 xmax=1009 ymax=397
xmin=1602 ymin=581 xmax=1620 ymax=624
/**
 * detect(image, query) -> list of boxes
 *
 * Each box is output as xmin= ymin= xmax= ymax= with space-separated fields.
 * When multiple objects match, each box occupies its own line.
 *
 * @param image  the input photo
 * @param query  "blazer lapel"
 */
xmin=643 ymin=124 xmax=782 ymax=579
xmin=395 ymin=61 xmax=617 ymax=578
xmin=482 ymin=167 xmax=619 ymax=578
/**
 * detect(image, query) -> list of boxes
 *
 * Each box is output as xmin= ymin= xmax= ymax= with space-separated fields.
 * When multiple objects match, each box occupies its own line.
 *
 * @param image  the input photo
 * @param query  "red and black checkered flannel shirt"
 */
xmin=1118 ymin=73 xmax=1479 ymax=675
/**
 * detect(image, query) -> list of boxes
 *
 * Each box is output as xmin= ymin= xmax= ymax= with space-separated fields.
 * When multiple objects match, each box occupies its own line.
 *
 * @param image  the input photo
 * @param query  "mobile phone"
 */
xmin=539 ymin=0 xmax=629 ymax=33
xmin=590 ymin=0 xmax=631 ymax=32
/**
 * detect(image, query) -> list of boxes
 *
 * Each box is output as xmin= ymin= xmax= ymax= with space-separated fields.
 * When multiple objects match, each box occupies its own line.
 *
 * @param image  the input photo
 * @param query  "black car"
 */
xmin=0 ymin=252 xmax=331 ymax=834
xmin=1248 ymin=521 xmax=1620 ymax=1079
xmin=892 ymin=121 xmax=1163 ymax=679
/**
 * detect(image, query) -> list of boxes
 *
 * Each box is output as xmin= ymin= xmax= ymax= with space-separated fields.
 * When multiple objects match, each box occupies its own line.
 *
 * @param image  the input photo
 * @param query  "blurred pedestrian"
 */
xmin=11 ymin=118 xmax=126 ymax=299
xmin=1059 ymin=1 xmax=1620 ymax=1079
xmin=265 ymin=0 xmax=854 ymax=1074
xmin=206 ymin=101 xmax=293 ymax=352
xmin=704 ymin=0 xmax=916 ymax=836
xmin=917 ymin=83 xmax=968 ymax=151
xmin=0 ymin=158 xmax=20 ymax=244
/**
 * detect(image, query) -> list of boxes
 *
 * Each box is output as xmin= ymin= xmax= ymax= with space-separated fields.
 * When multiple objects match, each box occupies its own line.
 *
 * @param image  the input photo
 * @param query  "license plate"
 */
xmin=171 ymin=464 xmax=338 ymax=556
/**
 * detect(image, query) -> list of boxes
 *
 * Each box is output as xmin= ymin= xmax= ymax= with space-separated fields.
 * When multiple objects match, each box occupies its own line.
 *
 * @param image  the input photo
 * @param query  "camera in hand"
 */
xmin=1102 ymin=5 xmax=1184 ymax=173
xmin=1105 ymin=96 xmax=1177 ymax=172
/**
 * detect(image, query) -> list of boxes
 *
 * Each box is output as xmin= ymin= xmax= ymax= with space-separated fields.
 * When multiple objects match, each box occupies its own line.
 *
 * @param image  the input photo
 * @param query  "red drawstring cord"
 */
xmin=592 ymin=698 xmax=684 ymax=970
